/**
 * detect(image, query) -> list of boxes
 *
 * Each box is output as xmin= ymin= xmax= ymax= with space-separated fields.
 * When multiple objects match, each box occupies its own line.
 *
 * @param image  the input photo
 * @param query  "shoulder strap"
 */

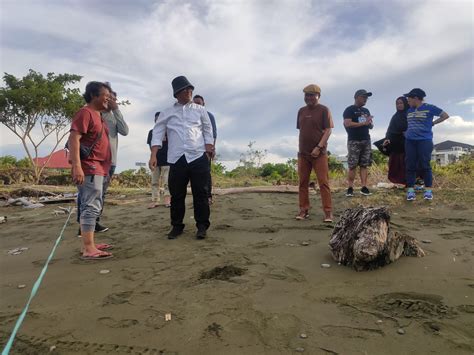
xmin=88 ymin=120 xmax=104 ymax=150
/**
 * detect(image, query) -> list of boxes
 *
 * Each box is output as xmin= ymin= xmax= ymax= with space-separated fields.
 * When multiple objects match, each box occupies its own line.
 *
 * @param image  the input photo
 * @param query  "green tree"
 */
xmin=0 ymin=155 xmax=17 ymax=167
xmin=372 ymin=149 xmax=388 ymax=165
xmin=328 ymin=155 xmax=345 ymax=172
xmin=0 ymin=69 xmax=83 ymax=182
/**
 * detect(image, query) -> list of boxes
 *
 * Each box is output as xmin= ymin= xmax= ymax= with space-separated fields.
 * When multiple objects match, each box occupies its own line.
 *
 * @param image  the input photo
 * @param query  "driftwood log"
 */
xmin=329 ymin=206 xmax=424 ymax=271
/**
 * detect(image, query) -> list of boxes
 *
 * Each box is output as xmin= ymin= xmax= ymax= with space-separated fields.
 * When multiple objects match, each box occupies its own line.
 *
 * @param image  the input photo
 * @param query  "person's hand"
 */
xmin=149 ymin=155 xmax=157 ymax=171
xmin=383 ymin=139 xmax=390 ymax=146
xmin=205 ymin=144 xmax=215 ymax=159
xmin=72 ymin=164 xmax=84 ymax=185
xmin=310 ymin=146 xmax=321 ymax=158
xmin=109 ymin=96 xmax=119 ymax=110
xmin=365 ymin=115 xmax=373 ymax=126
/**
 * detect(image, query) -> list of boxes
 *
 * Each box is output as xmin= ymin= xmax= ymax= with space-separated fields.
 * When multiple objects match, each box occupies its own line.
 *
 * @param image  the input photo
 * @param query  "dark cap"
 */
xmin=171 ymin=76 xmax=194 ymax=98
xmin=404 ymin=88 xmax=426 ymax=99
xmin=354 ymin=89 xmax=372 ymax=98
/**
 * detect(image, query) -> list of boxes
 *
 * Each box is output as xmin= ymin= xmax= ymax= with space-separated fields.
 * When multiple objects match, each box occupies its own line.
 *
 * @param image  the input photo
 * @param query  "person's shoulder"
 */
xmin=76 ymin=106 xmax=95 ymax=120
xmin=317 ymin=103 xmax=330 ymax=111
xmin=343 ymin=105 xmax=355 ymax=115
xmin=299 ymin=105 xmax=310 ymax=114
xmin=423 ymin=103 xmax=441 ymax=110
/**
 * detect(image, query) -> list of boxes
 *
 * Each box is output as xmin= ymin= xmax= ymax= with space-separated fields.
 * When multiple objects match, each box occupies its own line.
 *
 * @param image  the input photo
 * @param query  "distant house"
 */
xmin=432 ymin=140 xmax=474 ymax=166
xmin=33 ymin=149 xmax=71 ymax=170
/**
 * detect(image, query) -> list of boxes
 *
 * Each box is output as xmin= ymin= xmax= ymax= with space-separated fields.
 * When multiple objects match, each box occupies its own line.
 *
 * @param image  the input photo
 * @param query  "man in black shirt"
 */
xmin=343 ymin=89 xmax=374 ymax=196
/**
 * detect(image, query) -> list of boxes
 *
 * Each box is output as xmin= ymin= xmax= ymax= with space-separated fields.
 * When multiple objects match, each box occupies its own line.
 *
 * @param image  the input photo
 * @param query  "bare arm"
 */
xmin=310 ymin=128 xmax=332 ymax=158
xmin=148 ymin=145 xmax=160 ymax=170
xmin=68 ymin=131 xmax=84 ymax=185
xmin=433 ymin=111 xmax=449 ymax=126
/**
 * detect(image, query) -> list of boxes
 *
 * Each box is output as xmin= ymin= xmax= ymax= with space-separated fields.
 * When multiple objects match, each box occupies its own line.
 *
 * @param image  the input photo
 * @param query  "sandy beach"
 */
xmin=1 ymin=188 xmax=473 ymax=354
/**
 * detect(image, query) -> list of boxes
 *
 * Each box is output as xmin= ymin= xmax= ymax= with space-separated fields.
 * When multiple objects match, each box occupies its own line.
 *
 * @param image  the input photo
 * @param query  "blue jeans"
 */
xmin=405 ymin=139 xmax=433 ymax=188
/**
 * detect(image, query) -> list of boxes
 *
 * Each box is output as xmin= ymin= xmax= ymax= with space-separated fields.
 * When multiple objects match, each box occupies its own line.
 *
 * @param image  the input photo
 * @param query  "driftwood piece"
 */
xmin=329 ymin=206 xmax=424 ymax=271
xmin=214 ymin=185 xmax=299 ymax=195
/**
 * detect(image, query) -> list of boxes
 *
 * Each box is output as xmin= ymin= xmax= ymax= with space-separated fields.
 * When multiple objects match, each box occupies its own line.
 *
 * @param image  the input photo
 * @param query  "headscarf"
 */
xmin=384 ymin=96 xmax=409 ymax=153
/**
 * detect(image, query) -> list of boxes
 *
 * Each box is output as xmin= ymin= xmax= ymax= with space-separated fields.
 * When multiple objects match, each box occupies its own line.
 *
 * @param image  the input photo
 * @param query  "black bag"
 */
xmin=373 ymin=138 xmax=391 ymax=156
xmin=65 ymin=124 xmax=104 ymax=160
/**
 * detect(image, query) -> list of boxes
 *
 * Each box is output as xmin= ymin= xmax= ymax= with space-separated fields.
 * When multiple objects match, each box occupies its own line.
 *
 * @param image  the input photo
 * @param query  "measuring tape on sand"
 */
xmin=2 ymin=207 xmax=74 ymax=355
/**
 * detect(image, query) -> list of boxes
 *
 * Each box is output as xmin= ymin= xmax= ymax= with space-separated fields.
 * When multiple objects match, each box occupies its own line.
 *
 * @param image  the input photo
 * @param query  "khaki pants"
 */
xmin=298 ymin=153 xmax=332 ymax=214
xmin=151 ymin=165 xmax=170 ymax=202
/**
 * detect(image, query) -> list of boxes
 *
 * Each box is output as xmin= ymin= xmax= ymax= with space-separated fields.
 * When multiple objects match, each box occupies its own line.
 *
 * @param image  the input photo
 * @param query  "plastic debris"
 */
xmin=165 ymin=313 xmax=172 ymax=321
xmin=8 ymin=247 xmax=29 ymax=255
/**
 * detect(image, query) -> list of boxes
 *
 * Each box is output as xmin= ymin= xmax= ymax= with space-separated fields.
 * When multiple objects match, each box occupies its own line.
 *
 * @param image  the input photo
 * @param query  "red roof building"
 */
xmin=33 ymin=149 xmax=71 ymax=169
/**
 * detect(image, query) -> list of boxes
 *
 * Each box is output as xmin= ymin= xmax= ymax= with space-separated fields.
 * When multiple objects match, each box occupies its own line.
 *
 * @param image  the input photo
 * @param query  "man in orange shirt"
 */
xmin=296 ymin=84 xmax=334 ymax=222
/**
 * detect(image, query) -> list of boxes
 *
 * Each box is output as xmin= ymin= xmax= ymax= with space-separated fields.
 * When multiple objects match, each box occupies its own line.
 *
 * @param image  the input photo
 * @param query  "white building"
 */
xmin=432 ymin=140 xmax=473 ymax=166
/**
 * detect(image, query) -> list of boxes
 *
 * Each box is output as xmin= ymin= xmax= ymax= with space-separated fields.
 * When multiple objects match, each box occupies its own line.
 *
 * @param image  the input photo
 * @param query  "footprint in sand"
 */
xmin=371 ymin=292 xmax=455 ymax=319
xmin=97 ymin=317 xmax=139 ymax=328
xmin=102 ymin=291 xmax=133 ymax=305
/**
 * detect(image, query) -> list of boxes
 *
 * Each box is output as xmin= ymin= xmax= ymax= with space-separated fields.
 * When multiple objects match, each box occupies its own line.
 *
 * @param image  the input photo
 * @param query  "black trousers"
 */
xmin=208 ymin=159 xmax=213 ymax=199
xmin=169 ymin=154 xmax=210 ymax=230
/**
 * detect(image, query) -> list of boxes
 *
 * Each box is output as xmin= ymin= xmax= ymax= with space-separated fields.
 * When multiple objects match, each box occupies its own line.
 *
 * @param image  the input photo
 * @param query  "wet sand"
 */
xmin=1 ymin=188 xmax=473 ymax=354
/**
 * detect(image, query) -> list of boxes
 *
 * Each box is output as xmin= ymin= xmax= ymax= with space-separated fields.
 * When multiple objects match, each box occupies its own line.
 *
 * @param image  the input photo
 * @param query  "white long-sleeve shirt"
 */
xmin=151 ymin=101 xmax=214 ymax=164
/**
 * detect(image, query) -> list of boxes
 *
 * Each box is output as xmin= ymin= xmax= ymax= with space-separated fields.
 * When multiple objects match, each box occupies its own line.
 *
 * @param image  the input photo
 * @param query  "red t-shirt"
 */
xmin=70 ymin=106 xmax=111 ymax=176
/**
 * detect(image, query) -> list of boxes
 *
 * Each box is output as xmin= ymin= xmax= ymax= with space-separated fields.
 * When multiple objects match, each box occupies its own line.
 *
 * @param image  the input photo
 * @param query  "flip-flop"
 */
xmin=80 ymin=244 xmax=113 ymax=254
xmin=147 ymin=203 xmax=159 ymax=209
xmin=80 ymin=251 xmax=113 ymax=261
xmin=323 ymin=218 xmax=334 ymax=223
xmin=96 ymin=243 xmax=113 ymax=251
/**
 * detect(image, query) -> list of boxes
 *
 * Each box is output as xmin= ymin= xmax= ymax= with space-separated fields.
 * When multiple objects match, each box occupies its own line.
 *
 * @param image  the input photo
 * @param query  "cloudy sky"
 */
xmin=1 ymin=0 xmax=473 ymax=171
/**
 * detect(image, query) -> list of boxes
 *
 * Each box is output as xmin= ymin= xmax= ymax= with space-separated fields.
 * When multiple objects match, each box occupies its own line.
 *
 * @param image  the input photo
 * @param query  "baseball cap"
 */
xmin=404 ymin=88 xmax=426 ymax=99
xmin=354 ymin=89 xmax=372 ymax=98
xmin=303 ymin=84 xmax=321 ymax=95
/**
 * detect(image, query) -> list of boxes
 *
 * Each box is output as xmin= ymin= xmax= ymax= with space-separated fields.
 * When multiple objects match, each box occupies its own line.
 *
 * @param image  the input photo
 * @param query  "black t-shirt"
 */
xmin=147 ymin=129 xmax=169 ymax=166
xmin=343 ymin=105 xmax=371 ymax=141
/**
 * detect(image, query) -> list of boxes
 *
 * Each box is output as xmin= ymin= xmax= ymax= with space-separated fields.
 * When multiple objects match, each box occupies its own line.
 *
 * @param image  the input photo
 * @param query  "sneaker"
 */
xmin=196 ymin=228 xmax=207 ymax=240
xmin=295 ymin=211 xmax=309 ymax=220
xmin=406 ymin=191 xmax=416 ymax=201
xmin=346 ymin=187 xmax=354 ymax=197
xmin=423 ymin=190 xmax=433 ymax=200
xmin=95 ymin=223 xmax=109 ymax=233
xmin=360 ymin=186 xmax=372 ymax=196
xmin=167 ymin=226 xmax=184 ymax=239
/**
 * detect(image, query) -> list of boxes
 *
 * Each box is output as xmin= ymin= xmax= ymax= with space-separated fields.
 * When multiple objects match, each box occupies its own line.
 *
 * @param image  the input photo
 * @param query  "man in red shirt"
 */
xmin=68 ymin=81 xmax=113 ymax=260
xmin=296 ymin=84 xmax=334 ymax=222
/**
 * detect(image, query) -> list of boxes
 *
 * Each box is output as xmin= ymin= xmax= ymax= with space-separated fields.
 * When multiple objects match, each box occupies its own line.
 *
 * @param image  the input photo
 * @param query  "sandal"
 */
xmin=295 ymin=211 xmax=309 ymax=220
xmin=80 ymin=243 xmax=113 ymax=254
xmin=80 ymin=250 xmax=113 ymax=261
xmin=148 ymin=203 xmax=159 ymax=209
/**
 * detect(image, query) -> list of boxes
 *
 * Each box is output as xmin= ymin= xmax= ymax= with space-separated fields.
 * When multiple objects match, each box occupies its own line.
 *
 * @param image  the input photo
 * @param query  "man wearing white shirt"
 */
xmin=149 ymin=76 xmax=215 ymax=240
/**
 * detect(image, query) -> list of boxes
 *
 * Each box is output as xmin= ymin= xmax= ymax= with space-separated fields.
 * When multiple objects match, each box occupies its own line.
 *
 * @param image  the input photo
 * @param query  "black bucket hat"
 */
xmin=172 ymin=76 xmax=194 ymax=98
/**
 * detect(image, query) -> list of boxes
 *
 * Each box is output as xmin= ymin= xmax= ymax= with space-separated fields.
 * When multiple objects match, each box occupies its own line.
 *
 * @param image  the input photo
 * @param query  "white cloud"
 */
xmin=433 ymin=116 xmax=474 ymax=144
xmin=1 ymin=0 xmax=473 ymax=172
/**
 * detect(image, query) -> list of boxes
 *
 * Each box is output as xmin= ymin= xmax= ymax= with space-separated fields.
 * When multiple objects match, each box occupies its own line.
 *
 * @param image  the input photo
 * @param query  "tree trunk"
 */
xmin=329 ymin=207 xmax=424 ymax=271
